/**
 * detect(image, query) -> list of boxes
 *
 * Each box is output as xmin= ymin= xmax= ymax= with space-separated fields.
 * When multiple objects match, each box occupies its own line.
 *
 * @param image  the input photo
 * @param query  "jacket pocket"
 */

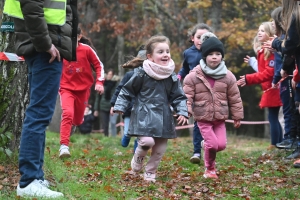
xmin=193 ymin=100 xmax=206 ymax=116
xmin=137 ymin=104 xmax=148 ymax=129
xmin=220 ymin=101 xmax=229 ymax=115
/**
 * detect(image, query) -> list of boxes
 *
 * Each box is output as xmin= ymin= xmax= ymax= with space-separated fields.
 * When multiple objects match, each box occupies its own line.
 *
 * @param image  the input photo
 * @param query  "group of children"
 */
xmin=56 ymin=0 xmax=300 ymax=183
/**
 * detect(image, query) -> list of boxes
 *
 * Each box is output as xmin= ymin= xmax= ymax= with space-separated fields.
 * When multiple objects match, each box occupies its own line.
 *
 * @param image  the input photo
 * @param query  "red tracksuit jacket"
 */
xmin=60 ymin=43 xmax=104 ymax=90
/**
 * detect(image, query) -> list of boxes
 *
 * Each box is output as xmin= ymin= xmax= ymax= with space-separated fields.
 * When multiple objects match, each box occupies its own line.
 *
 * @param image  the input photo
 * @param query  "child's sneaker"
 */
xmin=17 ymin=179 xmax=63 ymax=198
xmin=144 ymin=172 xmax=156 ymax=182
xmin=293 ymin=159 xmax=300 ymax=168
xmin=131 ymin=156 xmax=144 ymax=173
xmin=59 ymin=145 xmax=71 ymax=158
xmin=190 ymin=154 xmax=201 ymax=164
xmin=203 ymin=168 xmax=218 ymax=179
xmin=121 ymin=135 xmax=131 ymax=147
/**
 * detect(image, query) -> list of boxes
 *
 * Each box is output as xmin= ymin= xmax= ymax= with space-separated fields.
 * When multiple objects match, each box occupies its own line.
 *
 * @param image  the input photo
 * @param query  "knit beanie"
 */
xmin=200 ymin=37 xmax=225 ymax=58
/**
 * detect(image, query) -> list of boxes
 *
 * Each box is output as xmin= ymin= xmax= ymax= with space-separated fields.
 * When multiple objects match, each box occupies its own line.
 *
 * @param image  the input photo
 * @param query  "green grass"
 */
xmin=0 ymin=132 xmax=299 ymax=199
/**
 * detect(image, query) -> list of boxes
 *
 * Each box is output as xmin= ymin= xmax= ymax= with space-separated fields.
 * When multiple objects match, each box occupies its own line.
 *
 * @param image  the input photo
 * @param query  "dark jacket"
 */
xmin=78 ymin=113 xmax=94 ymax=134
xmin=272 ymin=16 xmax=300 ymax=73
xmin=114 ymin=67 xmax=188 ymax=139
xmin=177 ymin=45 xmax=202 ymax=79
xmin=13 ymin=0 xmax=78 ymax=61
xmin=272 ymin=51 xmax=284 ymax=84
xmin=110 ymin=71 xmax=135 ymax=118
xmin=94 ymin=80 xmax=117 ymax=112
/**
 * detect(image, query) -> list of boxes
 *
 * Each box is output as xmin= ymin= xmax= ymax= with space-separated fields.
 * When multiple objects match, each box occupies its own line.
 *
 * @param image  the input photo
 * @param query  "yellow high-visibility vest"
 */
xmin=3 ymin=0 xmax=66 ymax=26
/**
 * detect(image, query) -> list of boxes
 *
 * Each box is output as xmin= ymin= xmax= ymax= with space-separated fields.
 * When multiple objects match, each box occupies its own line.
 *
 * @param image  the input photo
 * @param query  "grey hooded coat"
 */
xmin=114 ymin=67 xmax=188 ymax=139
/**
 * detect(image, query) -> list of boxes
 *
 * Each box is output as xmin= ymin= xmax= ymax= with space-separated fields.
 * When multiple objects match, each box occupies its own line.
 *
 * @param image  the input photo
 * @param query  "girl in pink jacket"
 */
xmin=183 ymin=37 xmax=244 ymax=179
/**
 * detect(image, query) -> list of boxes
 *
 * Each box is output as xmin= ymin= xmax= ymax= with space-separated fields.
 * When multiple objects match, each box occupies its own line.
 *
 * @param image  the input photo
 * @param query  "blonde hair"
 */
xmin=259 ymin=22 xmax=275 ymax=60
xmin=252 ymin=35 xmax=261 ymax=55
xmin=122 ymin=35 xmax=170 ymax=68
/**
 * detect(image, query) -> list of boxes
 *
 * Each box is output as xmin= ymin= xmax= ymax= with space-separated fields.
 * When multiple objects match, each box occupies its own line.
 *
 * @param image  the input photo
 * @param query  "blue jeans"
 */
xmin=268 ymin=107 xmax=283 ymax=145
xmin=123 ymin=117 xmax=130 ymax=136
xmin=19 ymin=52 xmax=62 ymax=188
xmin=110 ymin=113 xmax=119 ymax=137
xmin=193 ymin=121 xmax=203 ymax=155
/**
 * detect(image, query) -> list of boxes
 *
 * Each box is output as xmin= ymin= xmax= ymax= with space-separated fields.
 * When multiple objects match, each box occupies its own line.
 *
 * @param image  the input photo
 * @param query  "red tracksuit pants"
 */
xmin=59 ymin=88 xmax=90 ymax=146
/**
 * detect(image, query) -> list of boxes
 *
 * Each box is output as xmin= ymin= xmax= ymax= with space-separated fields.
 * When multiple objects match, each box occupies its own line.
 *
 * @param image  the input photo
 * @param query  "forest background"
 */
xmin=0 ymin=0 xmax=282 ymax=153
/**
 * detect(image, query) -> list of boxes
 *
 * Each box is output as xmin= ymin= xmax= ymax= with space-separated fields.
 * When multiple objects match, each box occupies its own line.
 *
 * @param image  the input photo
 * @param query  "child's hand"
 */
xmin=114 ymin=110 xmax=124 ymax=115
xmin=110 ymin=107 xmax=115 ymax=116
xmin=95 ymin=84 xmax=104 ymax=95
xmin=177 ymin=115 xmax=189 ymax=125
xmin=280 ymin=69 xmax=288 ymax=78
xmin=292 ymin=79 xmax=297 ymax=90
xmin=237 ymin=76 xmax=246 ymax=87
xmin=94 ymin=110 xmax=99 ymax=117
xmin=262 ymin=36 xmax=276 ymax=50
xmin=234 ymin=120 xmax=241 ymax=128
xmin=244 ymin=55 xmax=250 ymax=64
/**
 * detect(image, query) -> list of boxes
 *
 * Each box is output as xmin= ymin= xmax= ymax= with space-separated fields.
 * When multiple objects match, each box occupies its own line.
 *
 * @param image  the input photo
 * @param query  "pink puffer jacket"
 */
xmin=183 ymin=65 xmax=244 ymax=121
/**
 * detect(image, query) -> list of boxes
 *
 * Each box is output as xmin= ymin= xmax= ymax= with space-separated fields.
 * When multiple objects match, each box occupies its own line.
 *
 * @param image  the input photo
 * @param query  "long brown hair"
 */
xmin=122 ymin=35 xmax=170 ymax=68
xmin=281 ymin=0 xmax=300 ymax=46
xmin=271 ymin=6 xmax=285 ymax=37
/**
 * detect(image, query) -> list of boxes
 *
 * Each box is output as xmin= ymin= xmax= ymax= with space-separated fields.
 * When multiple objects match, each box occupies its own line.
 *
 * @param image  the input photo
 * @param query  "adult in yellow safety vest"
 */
xmin=3 ymin=0 xmax=78 ymax=198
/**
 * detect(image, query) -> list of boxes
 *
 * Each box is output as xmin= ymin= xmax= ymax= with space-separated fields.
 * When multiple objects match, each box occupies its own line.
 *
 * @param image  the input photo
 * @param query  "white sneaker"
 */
xmin=190 ymin=155 xmax=201 ymax=164
xmin=59 ymin=145 xmax=71 ymax=158
xmin=144 ymin=172 xmax=156 ymax=182
xmin=17 ymin=179 xmax=63 ymax=198
xmin=39 ymin=179 xmax=50 ymax=188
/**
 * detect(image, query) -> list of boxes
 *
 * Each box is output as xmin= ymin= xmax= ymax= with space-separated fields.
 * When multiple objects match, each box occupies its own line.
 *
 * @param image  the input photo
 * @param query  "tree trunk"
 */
xmin=210 ymin=0 xmax=223 ymax=31
xmin=0 ymin=13 xmax=29 ymax=153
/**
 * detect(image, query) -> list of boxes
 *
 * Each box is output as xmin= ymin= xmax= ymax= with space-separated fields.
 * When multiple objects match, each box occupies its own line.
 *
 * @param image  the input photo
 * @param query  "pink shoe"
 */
xmin=131 ymin=156 xmax=144 ymax=173
xmin=203 ymin=168 xmax=218 ymax=179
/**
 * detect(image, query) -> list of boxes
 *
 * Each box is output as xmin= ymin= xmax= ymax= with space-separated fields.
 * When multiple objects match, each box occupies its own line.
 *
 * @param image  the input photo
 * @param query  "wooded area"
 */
xmin=0 ymin=0 xmax=281 ymax=153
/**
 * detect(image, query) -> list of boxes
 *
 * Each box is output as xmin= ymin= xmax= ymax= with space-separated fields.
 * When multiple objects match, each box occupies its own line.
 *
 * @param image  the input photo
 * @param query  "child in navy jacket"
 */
xmin=177 ymin=23 xmax=213 ymax=164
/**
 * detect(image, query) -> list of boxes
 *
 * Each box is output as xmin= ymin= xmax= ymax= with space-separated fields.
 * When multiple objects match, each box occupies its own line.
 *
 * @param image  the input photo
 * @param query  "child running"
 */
xmin=177 ymin=23 xmax=213 ymax=164
xmin=183 ymin=36 xmax=243 ymax=179
xmin=113 ymin=35 xmax=189 ymax=182
xmin=59 ymin=28 xmax=104 ymax=158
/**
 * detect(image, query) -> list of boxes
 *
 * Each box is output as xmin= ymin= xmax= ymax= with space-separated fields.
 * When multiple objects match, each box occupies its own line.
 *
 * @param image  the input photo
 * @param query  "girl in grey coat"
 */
xmin=114 ymin=35 xmax=189 ymax=182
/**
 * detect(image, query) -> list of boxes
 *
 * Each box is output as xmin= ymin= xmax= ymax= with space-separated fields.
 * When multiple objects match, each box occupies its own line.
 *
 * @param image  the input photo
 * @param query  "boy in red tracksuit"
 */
xmin=59 ymin=28 xmax=105 ymax=158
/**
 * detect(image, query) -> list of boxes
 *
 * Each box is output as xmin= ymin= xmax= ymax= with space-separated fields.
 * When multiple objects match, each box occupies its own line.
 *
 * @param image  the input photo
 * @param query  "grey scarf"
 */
xmin=200 ymin=59 xmax=227 ymax=79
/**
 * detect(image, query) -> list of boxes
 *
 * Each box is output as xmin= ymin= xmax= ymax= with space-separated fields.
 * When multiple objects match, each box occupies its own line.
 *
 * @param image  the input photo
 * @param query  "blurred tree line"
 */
xmin=78 ymin=0 xmax=280 ymax=136
xmin=0 ymin=0 xmax=281 ymax=153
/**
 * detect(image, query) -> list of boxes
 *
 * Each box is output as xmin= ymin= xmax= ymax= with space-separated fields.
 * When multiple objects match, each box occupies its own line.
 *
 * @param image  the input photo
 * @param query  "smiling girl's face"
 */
xmin=147 ymin=42 xmax=171 ymax=66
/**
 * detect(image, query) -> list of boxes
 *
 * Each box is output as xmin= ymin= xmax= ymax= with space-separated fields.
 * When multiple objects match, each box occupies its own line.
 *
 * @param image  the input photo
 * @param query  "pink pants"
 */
xmin=59 ymin=88 xmax=90 ymax=145
xmin=134 ymin=137 xmax=168 ymax=174
xmin=197 ymin=120 xmax=227 ymax=170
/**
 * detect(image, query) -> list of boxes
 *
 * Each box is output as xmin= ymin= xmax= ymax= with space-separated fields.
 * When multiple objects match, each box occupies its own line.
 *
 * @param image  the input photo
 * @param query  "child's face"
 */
xmin=257 ymin=25 xmax=269 ymax=43
xmin=84 ymin=107 xmax=90 ymax=115
xmin=106 ymin=71 xmax=114 ymax=80
xmin=192 ymin=29 xmax=209 ymax=50
xmin=206 ymin=51 xmax=222 ymax=69
xmin=147 ymin=42 xmax=171 ymax=66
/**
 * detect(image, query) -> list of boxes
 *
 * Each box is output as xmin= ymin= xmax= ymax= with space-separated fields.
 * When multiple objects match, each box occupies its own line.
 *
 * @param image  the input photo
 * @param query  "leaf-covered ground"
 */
xmin=0 ymin=132 xmax=299 ymax=199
